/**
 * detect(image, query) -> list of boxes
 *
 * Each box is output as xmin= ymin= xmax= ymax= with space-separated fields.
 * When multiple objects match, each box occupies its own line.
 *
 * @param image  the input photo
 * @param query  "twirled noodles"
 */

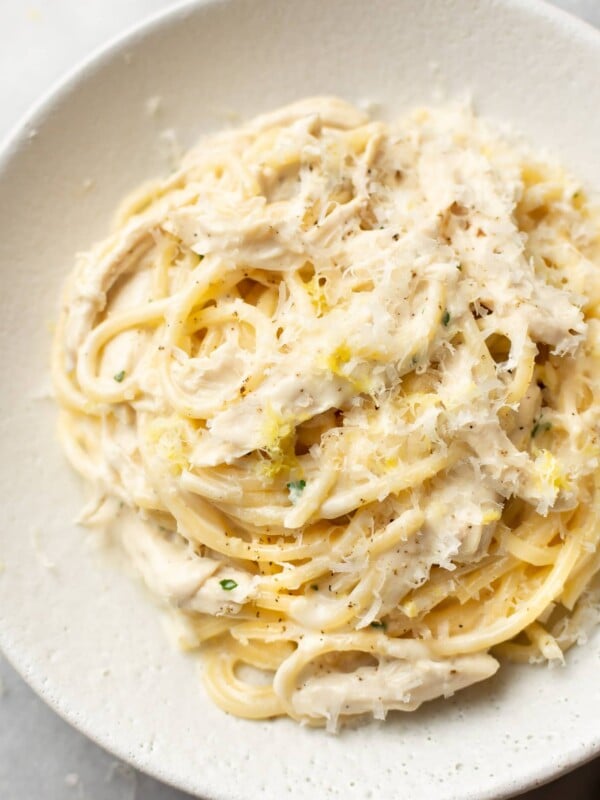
xmin=53 ymin=98 xmax=600 ymax=729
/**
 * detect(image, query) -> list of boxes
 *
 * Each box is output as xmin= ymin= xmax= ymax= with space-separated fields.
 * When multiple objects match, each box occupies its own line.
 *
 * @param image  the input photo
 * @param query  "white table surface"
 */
xmin=1 ymin=2 xmax=599 ymax=799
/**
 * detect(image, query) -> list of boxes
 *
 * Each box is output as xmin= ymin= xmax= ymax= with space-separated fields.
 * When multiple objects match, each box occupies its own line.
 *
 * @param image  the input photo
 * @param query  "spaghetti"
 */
xmin=53 ymin=98 xmax=600 ymax=729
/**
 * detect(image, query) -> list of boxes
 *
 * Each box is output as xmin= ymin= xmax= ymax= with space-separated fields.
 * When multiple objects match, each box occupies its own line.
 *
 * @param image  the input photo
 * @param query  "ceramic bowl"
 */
xmin=0 ymin=1 xmax=599 ymax=798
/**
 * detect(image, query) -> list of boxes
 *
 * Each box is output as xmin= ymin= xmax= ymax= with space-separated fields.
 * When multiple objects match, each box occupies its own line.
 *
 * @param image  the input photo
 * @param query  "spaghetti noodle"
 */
xmin=53 ymin=98 xmax=600 ymax=729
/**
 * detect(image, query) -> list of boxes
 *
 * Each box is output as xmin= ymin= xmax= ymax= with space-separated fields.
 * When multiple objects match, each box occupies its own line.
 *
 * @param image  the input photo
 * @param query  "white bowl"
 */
xmin=1 ymin=1 xmax=599 ymax=798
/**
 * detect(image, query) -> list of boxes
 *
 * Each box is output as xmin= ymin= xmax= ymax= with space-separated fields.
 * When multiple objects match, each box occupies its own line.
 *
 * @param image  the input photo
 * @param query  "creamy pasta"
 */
xmin=53 ymin=97 xmax=600 ymax=729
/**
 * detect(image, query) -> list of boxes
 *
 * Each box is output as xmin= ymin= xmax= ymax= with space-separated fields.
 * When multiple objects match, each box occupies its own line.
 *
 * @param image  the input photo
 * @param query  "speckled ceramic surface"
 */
xmin=0 ymin=1 xmax=599 ymax=798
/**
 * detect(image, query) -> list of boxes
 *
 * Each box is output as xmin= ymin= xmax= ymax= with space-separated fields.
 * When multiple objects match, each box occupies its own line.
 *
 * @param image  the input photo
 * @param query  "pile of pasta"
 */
xmin=53 ymin=98 xmax=600 ymax=728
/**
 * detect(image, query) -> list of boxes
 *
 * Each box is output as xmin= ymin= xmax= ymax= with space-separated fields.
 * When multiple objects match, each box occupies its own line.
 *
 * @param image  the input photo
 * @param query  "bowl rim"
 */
xmin=0 ymin=0 xmax=599 ymax=798
xmin=2 ymin=0 xmax=600 ymax=160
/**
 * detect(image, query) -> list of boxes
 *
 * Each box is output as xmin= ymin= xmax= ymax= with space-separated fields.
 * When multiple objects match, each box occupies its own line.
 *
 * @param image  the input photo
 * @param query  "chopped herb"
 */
xmin=531 ymin=420 xmax=552 ymax=438
xmin=113 ymin=370 xmax=126 ymax=383
xmin=219 ymin=578 xmax=238 ymax=591
xmin=197 ymin=254 xmax=204 ymax=261
xmin=442 ymin=310 xmax=451 ymax=327
xmin=310 ymin=584 xmax=319 ymax=591
xmin=286 ymin=479 xmax=306 ymax=504
xmin=456 ymin=263 xmax=463 ymax=271
xmin=370 ymin=620 xmax=387 ymax=630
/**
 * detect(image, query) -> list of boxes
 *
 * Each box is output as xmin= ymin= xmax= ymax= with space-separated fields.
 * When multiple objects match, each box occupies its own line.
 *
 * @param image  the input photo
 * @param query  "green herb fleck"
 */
xmin=219 ymin=578 xmax=238 ymax=591
xmin=286 ymin=479 xmax=306 ymax=504
xmin=370 ymin=620 xmax=387 ymax=630
xmin=531 ymin=420 xmax=552 ymax=438
xmin=113 ymin=370 xmax=126 ymax=383
xmin=442 ymin=310 xmax=451 ymax=327
xmin=197 ymin=253 xmax=205 ymax=262
xmin=456 ymin=263 xmax=463 ymax=271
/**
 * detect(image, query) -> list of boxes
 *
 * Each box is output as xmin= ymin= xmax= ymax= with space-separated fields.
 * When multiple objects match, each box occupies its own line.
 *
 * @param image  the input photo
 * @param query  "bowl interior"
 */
xmin=0 ymin=1 xmax=599 ymax=799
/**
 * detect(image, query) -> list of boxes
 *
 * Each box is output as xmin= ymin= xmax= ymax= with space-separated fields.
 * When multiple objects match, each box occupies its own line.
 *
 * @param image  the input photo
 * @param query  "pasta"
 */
xmin=52 ymin=97 xmax=600 ymax=729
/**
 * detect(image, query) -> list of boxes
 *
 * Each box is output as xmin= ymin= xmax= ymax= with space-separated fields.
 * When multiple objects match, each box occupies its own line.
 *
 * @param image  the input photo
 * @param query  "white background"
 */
xmin=0 ymin=2 xmax=599 ymax=799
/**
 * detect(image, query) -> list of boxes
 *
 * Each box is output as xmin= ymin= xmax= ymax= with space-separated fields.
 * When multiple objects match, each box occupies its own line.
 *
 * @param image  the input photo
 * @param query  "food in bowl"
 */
xmin=52 ymin=97 xmax=600 ymax=729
